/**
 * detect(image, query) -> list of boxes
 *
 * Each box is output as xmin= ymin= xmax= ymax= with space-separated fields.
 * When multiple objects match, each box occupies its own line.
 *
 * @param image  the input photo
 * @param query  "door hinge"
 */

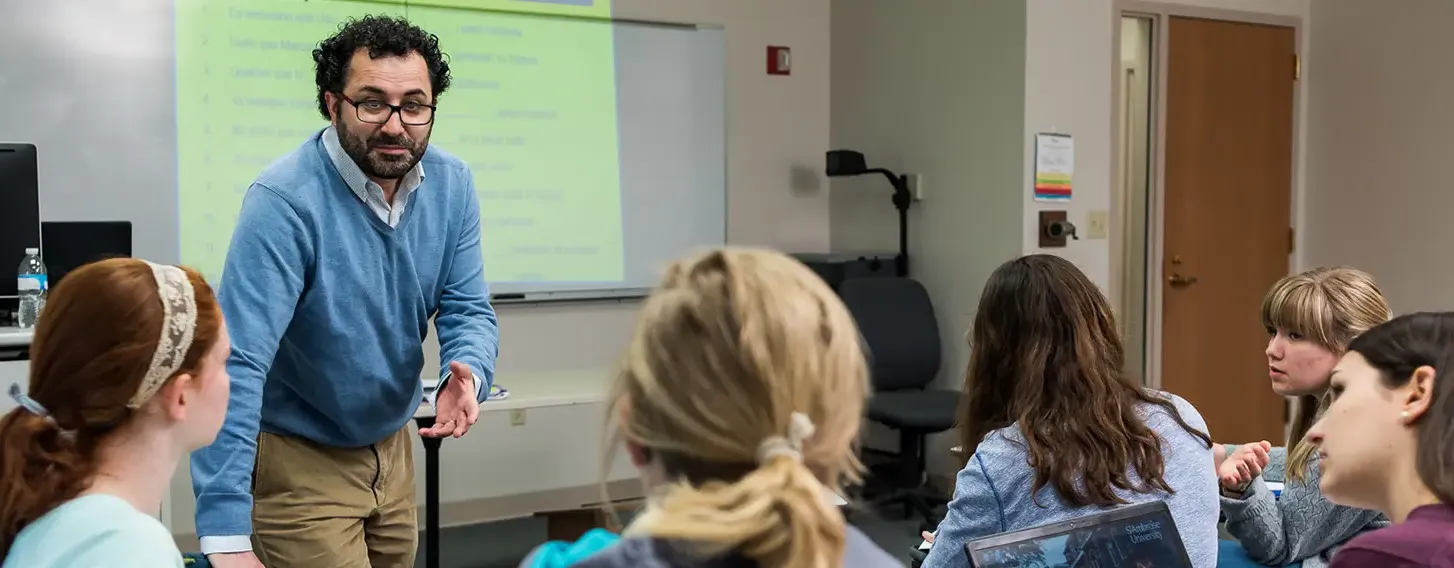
xmin=1293 ymin=53 xmax=1301 ymax=81
xmin=1289 ymin=227 xmax=1296 ymax=254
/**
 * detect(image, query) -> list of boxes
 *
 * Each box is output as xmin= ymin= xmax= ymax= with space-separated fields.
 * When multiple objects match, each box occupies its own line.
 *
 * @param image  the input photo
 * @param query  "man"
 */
xmin=191 ymin=16 xmax=499 ymax=568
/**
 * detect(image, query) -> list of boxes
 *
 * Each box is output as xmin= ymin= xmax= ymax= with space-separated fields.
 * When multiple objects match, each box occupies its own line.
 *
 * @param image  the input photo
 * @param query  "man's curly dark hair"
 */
xmin=312 ymin=15 xmax=452 ymax=121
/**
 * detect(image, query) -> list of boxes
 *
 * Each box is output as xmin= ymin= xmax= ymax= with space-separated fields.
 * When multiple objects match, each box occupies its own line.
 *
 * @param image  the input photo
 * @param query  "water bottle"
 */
xmin=16 ymin=248 xmax=47 ymax=329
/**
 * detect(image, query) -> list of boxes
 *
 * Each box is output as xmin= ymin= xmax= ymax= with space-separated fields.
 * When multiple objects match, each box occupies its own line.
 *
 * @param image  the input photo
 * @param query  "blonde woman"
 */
xmin=521 ymin=248 xmax=900 ymax=568
xmin=1215 ymin=267 xmax=1392 ymax=568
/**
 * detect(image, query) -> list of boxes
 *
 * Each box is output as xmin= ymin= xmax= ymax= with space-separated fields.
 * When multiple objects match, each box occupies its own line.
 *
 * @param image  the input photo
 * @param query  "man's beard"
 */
xmin=337 ymin=122 xmax=429 ymax=180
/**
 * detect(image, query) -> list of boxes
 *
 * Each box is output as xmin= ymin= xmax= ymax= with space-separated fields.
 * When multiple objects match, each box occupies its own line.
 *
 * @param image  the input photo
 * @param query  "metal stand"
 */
xmin=892 ymin=186 xmax=911 ymax=277
xmin=414 ymin=416 xmax=443 ymax=568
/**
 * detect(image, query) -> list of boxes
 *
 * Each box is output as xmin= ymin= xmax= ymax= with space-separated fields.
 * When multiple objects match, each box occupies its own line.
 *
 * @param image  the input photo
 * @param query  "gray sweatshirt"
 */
xmin=1220 ymin=446 xmax=1389 ymax=568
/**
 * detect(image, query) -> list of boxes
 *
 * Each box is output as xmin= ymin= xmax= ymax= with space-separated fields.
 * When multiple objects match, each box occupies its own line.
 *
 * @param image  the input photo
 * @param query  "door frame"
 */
xmin=1109 ymin=2 xmax=1305 ymax=389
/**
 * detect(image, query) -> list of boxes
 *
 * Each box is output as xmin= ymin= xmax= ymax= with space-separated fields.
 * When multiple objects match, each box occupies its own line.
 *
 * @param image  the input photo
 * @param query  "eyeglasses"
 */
xmin=338 ymin=93 xmax=436 ymax=126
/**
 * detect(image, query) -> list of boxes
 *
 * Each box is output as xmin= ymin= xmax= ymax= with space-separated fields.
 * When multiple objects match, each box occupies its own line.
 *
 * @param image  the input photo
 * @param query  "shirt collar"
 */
xmin=1408 ymin=503 xmax=1454 ymax=522
xmin=321 ymin=126 xmax=425 ymax=203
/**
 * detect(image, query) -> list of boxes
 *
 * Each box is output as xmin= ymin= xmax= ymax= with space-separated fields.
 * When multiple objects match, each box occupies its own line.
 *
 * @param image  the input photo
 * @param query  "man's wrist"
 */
xmin=200 ymin=534 xmax=253 ymax=555
xmin=430 ymin=367 xmax=483 ymax=407
xmin=451 ymin=367 xmax=482 ymax=398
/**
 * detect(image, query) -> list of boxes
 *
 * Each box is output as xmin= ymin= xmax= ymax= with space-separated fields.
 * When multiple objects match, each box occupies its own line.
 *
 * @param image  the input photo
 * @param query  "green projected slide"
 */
xmin=363 ymin=0 xmax=612 ymax=19
xmin=175 ymin=0 xmax=623 ymax=285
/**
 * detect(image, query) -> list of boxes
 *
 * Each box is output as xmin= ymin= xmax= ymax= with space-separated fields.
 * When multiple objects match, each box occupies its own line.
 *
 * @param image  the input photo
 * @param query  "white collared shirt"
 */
xmin=320 ymin=126 xmax=425 ymax=227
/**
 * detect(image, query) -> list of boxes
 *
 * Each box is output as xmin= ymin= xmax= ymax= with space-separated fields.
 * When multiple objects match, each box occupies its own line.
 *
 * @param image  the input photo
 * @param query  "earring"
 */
xmin=1400 ymin=410 xmax=1413 ymax=421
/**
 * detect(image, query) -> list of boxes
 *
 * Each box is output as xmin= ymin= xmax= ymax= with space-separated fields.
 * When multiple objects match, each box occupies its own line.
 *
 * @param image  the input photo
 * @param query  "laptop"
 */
xmin=963 ymin=501 xmax=1192 ymax=568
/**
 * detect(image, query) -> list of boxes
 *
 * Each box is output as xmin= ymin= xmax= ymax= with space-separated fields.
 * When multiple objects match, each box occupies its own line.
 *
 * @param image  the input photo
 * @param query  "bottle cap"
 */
xmin=24 ymin=248 xmax=38 ymax=255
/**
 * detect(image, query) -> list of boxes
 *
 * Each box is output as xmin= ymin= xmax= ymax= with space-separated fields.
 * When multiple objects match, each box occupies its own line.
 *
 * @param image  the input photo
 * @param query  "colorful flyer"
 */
xmin=1034 ymin=133 xmax=1074 ymax=202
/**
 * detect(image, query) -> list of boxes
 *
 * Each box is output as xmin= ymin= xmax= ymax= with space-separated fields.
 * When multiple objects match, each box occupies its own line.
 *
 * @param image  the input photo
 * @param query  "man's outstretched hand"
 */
xmin=420 ymin=361 xmax=481 ymax=438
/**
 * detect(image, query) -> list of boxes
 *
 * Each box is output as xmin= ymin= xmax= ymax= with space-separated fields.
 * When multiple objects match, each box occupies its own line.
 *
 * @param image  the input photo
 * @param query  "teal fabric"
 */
xmin=1219 ymin=539 xmax=1302 ymax=568
xmin=2 ymin=494 xmax=184 ymax=568
xmin=525 ymin=529 xmax=622 ymax=568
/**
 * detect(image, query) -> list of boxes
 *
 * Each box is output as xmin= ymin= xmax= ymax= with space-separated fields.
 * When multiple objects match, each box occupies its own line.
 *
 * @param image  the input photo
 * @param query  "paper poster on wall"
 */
xmin=1033 ymin=133 xmax=1074 ymax=202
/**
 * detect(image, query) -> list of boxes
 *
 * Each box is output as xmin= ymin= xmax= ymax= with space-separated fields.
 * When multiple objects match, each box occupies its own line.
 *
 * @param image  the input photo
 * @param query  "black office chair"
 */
xmin=839 ymin=277 xmax=959 ymax=523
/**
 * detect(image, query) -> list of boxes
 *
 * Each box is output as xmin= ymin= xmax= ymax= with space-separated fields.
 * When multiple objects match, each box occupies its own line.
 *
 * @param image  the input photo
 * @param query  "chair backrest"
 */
xmin=838 ymin=277 xmax=942 ymax=391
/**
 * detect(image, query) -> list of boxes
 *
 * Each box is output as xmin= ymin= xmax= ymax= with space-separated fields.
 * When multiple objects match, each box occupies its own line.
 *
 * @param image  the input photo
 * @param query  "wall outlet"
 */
xmin=509 ymin=409 xmax=526 ymax=427
xmin=1087 ymin=210 xmax=1109 ymax=239
xmin=905 ymin=173 xmax=925 ymax=201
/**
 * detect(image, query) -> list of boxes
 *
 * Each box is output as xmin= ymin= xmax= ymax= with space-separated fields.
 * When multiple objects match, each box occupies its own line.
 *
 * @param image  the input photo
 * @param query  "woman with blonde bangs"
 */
xmin=1215 ymin=267 xmax=1393 ymax=568
xmin=521 ymin=248 xmax=900 ymax=568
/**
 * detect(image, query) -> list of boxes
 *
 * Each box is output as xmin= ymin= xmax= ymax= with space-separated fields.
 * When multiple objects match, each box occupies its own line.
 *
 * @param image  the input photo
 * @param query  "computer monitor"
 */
xmin=40 ymin=221 xmax=132 ymax=287
xmin=0 ymin=144 xmax=41 ymax=312
xmin=964 ymin=501 xmax=1192 ymax=568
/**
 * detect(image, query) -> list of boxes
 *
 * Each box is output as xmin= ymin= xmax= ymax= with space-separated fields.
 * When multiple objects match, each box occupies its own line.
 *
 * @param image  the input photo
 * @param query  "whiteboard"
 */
xmin=0 ymin=0 xmax=726 ymax=302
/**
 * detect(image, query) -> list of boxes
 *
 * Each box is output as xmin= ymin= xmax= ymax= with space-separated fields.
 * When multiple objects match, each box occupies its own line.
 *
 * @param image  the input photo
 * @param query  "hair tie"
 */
xmin=129 ymin=261 xmax=199 ymax=409
xmin=8 ymin=383 xmax=73 ymax=437
xmin=9 ymin=383 xmax=51 ymax=418
xmin=756 ymin=412 xmax=816 ymax=464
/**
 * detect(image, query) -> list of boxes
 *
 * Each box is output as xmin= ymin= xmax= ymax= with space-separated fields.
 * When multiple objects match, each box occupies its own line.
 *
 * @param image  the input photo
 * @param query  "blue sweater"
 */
xmin=922 ymin=393 xmax=1220 ymax=568
xmin=190 ymin=130 xmax=500 ymax=538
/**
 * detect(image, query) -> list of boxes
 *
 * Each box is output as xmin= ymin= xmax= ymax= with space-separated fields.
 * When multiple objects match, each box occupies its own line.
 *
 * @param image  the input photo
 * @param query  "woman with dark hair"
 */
xmin=920 ymin=255 xmax=1219 ymax=568
xmin=1305 ymin=312 xmax=1454 ymax=567
xmin=0 ymin=259 xmax=230 ymax=567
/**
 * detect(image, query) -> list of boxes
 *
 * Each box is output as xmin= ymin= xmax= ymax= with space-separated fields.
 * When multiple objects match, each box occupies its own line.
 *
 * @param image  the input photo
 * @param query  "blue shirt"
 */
xmin=3 ymin=494 xmax=183 ymax=568
xmin=922 ymin=393 xmax=1220 ymax=568
xmin=189 ymin=128 xmax=500 ymax=543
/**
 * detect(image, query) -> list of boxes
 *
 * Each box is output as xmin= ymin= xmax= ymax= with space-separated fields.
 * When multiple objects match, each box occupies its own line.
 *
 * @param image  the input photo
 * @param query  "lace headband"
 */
xmin=129 ymin=261 xmax=199 ymax=409
xmin=756 ymin=412 xmax=816 ymax=464
xmin=9 ymin=261 xmax=198 ymax=418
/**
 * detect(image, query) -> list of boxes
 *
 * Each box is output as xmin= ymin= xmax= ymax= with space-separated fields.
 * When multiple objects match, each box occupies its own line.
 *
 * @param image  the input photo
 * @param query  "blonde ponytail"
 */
xmin=600 ymin=248 xmax=870 ymax=566
xmin=630 ymin=456 xmax=845 ymax=568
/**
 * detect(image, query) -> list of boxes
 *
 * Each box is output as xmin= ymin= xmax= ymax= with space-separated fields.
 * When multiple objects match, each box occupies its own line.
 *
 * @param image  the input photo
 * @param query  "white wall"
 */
xmin=828 ymin=0 xmax=1312 ymax=477
xmin=830 ymin=0 xmax=1026 ymax=476
xmin=1021 ymin=0 xmax=1117 ymax=289
xmin=1022 ymin=0 xmax=1310 ymax=289
xmin=1302 ymin=0 xmax=1454 ymax=312
xmin=167 ymin=0 xmax=834 ymax=538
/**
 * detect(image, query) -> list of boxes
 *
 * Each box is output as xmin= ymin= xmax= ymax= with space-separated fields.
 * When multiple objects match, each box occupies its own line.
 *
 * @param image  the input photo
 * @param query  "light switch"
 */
xmin=1087 ymin=210 xmax=1109 ymax=239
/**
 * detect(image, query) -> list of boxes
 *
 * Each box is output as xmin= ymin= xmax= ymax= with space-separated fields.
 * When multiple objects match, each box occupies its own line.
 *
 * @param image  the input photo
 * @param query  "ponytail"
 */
xmin=0 ymin=409 xmax=101 ymax=555
xmin=603 ymin=249 xmax=871 ymax=567
xmin=628 ymin=456 xmax=846 ymax=568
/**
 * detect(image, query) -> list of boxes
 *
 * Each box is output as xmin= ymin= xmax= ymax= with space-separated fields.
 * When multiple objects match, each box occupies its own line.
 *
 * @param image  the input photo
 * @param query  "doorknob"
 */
xmin=1168 ymin=273 xmax=1199 ymax=287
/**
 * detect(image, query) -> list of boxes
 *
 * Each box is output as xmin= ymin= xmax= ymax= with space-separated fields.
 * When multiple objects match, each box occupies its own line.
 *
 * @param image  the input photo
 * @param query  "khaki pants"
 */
xmin=252 ymin=427 xmax=417 ymax=568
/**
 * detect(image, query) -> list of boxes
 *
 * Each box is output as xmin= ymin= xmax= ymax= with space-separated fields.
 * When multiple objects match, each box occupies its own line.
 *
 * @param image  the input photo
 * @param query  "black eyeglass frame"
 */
xmin=337 ymin=93 xmax=437 ymax=126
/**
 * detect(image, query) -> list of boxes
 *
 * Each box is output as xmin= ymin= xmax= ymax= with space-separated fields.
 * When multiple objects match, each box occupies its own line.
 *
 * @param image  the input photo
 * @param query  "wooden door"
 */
xmin=1160 ymin=17 xmax=1295 ymax=444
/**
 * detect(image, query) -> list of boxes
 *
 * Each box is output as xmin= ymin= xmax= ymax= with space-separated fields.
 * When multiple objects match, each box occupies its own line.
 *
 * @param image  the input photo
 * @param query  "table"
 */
xmin=0 ymin=327 xmax=34 ymax=347
xmin=411 ymin=369 xmax=609 ymax=568
xmin=0 ymin=327 xmax=34 ymax=416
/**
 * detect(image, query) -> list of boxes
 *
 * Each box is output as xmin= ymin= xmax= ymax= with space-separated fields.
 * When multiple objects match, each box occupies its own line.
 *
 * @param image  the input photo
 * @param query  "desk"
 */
xmin=0 ymin=327 xmax=34 ymax=347
xmin=0 ymin=328 xmax=33 ymax=415
xmin=412 ymin=369 xmax=609 ymax=568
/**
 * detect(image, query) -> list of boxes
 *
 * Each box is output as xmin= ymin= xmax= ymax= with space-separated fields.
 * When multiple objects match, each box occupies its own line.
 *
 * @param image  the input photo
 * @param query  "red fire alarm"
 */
xmin=767 ymin=46 xmax=791 ymax=75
